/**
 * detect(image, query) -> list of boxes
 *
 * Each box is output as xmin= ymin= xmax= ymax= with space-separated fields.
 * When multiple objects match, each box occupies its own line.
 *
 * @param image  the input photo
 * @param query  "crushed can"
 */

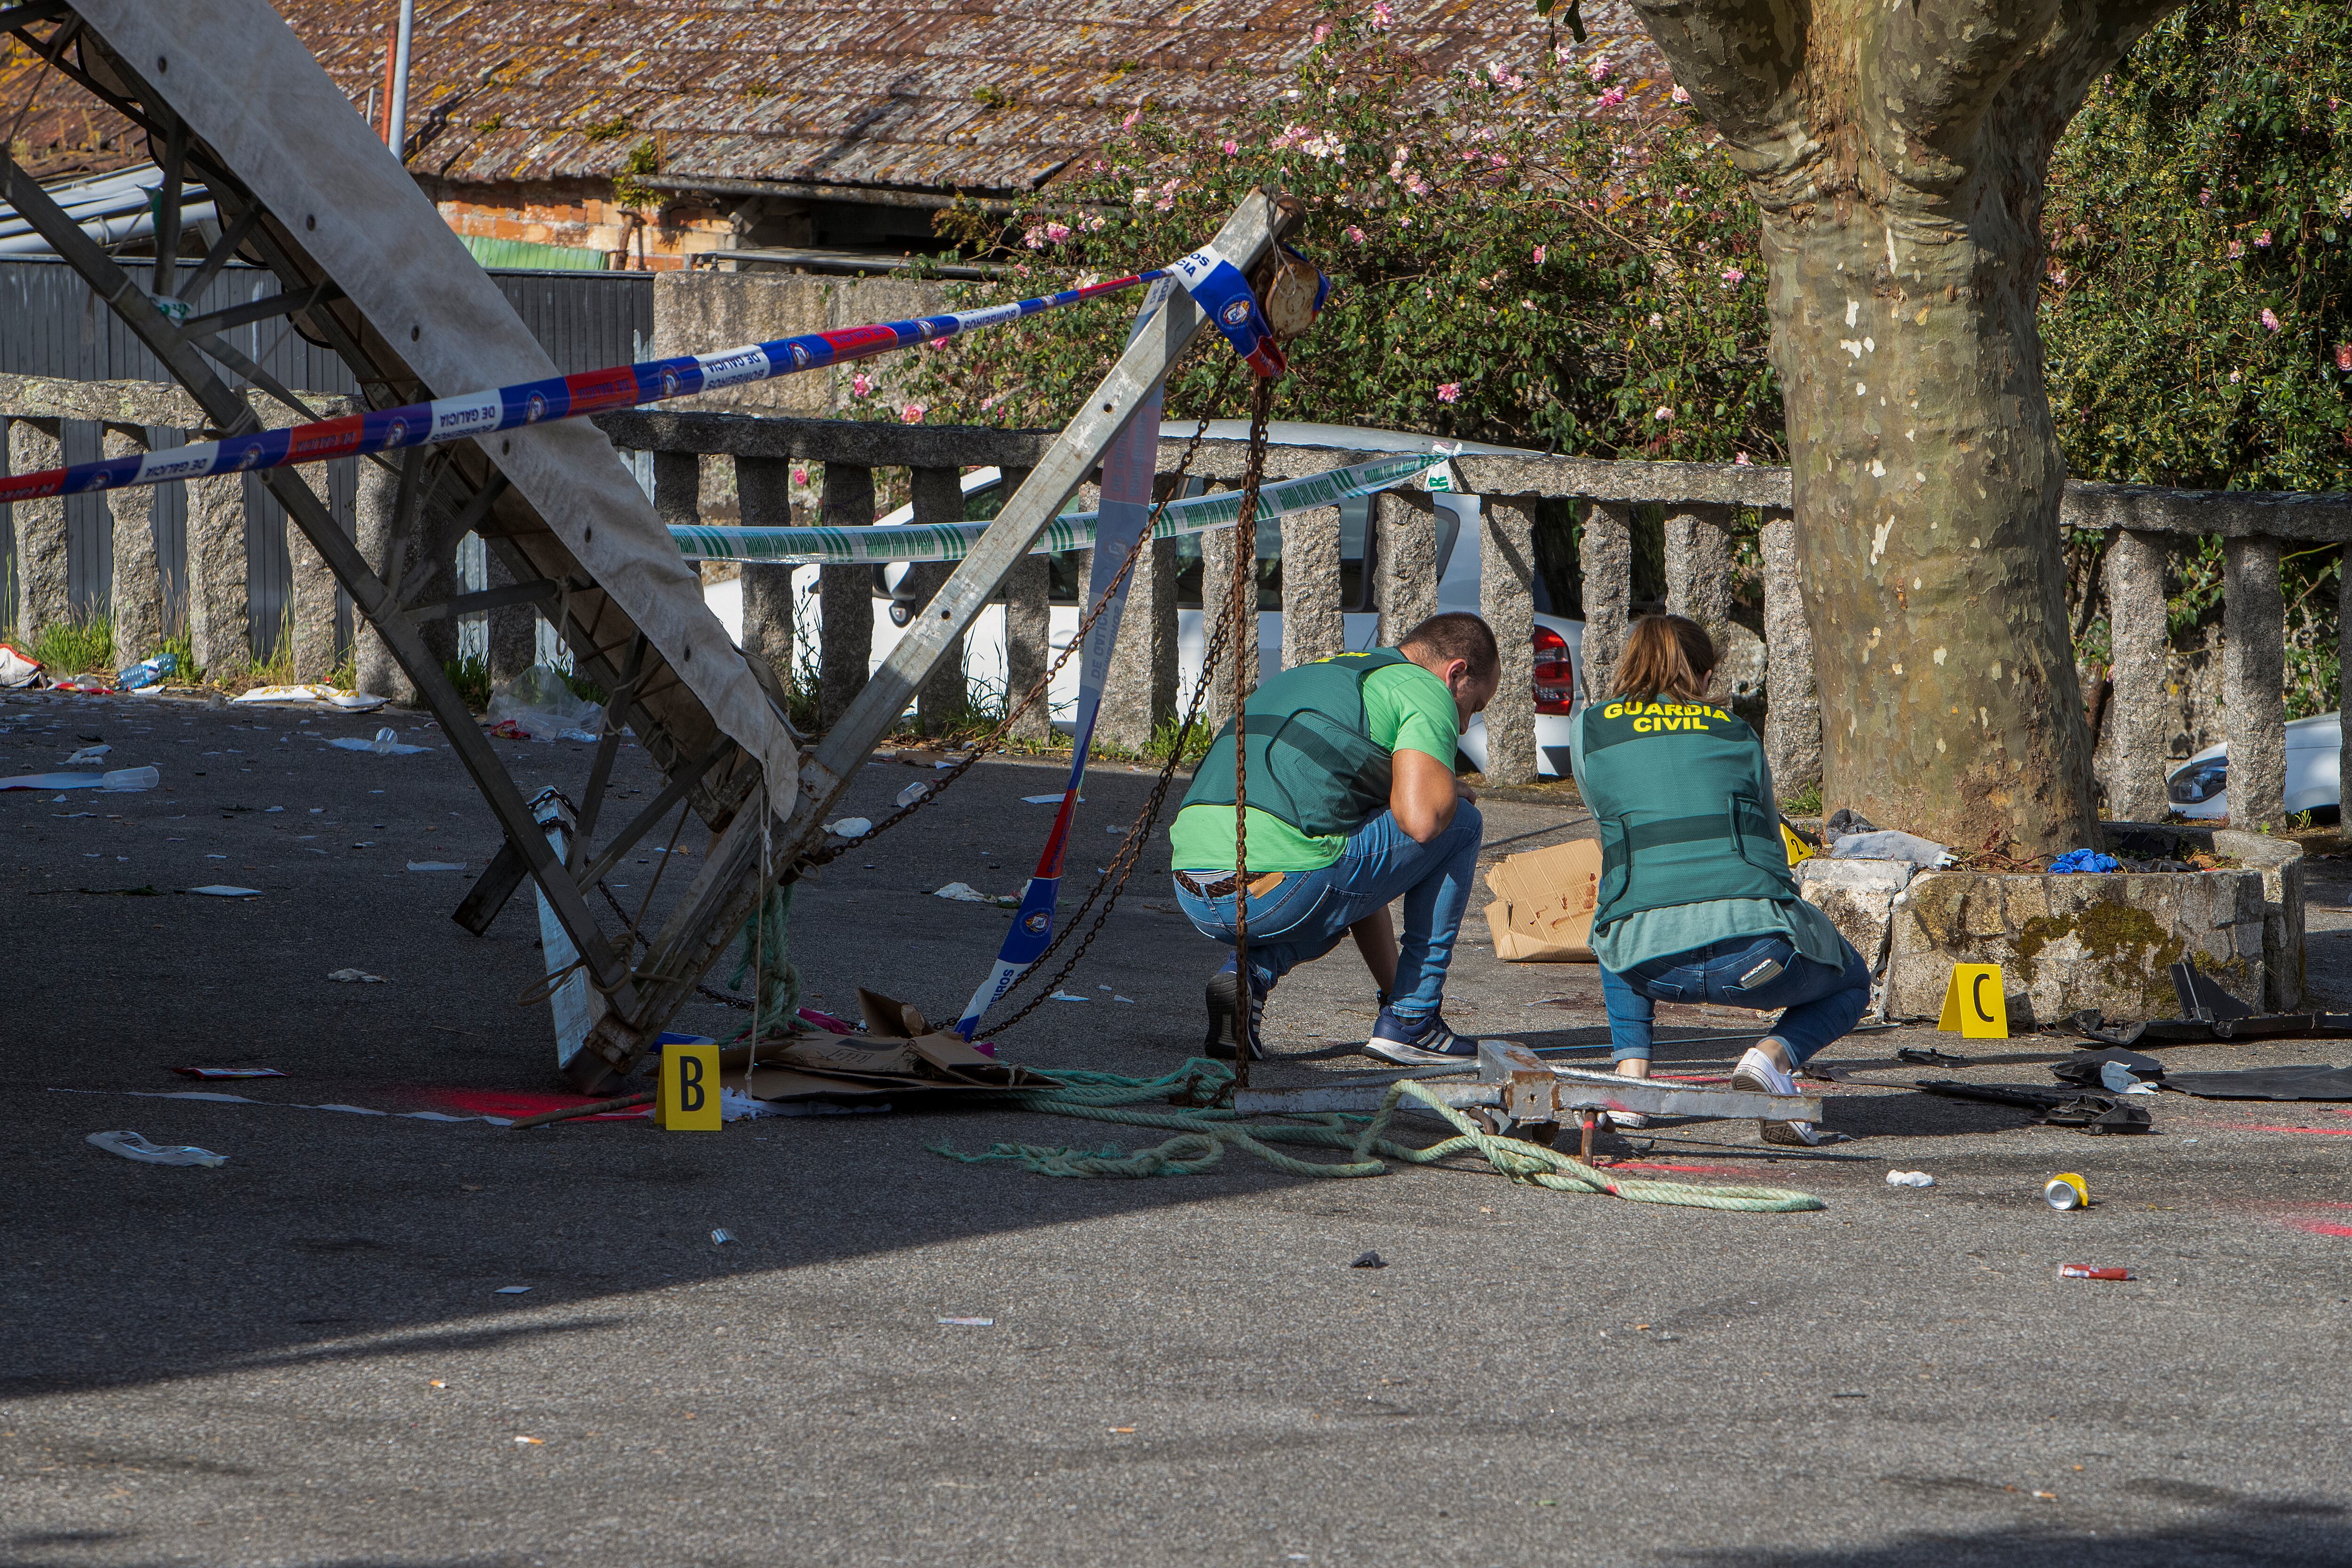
xmin=2044 ymin=1173 xmax=2090 ymax=1210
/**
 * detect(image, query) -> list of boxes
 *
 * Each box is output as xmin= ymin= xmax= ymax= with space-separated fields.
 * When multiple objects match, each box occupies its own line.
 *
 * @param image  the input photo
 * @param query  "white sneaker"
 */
xmin=1731 ymin=1047 xmax=1820 ymax=1146
xmin=1603 ymin=1110 xmax=1651 ymax=1131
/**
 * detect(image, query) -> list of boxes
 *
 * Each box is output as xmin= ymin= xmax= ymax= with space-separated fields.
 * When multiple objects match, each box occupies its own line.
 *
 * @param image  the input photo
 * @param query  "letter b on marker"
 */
xmin=659 ymin=1043 xmax=723 ymax=1130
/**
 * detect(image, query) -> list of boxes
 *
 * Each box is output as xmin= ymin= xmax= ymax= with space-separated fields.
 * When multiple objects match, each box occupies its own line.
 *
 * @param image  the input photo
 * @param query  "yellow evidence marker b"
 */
xmin=1937 ymin=963 xmax=2010 ymax=1039
xmin=658 ymin=1042 xmax=722 ymax=1131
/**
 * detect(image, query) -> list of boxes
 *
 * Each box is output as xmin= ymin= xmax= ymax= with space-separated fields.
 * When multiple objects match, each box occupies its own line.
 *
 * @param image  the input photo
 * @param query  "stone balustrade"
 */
xmin=4 ymin=372 xmax=2347 ymax=824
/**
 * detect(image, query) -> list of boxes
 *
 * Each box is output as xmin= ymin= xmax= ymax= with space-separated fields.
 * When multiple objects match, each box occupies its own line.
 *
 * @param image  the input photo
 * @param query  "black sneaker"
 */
xmin=1204 ymin=959 xmax=1270 ymax=1061
xmin=1362 ymin=1006 xmax=1475 ymax=1066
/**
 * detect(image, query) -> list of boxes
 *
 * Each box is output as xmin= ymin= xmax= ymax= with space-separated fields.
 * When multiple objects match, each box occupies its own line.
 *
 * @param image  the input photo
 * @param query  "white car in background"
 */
xmin=703 ymin=421 xmax=1591 ymax=775
xmin=2164 ymin=713 xmax=2344 ymax=821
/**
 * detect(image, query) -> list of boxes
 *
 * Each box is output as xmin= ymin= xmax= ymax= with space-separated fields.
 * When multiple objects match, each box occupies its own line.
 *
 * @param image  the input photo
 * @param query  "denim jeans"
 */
xmin=1172 ymin=803 xmax=1483 ymax=1018
xmin=1600 ymin=930 xmax=1871 ymax=1066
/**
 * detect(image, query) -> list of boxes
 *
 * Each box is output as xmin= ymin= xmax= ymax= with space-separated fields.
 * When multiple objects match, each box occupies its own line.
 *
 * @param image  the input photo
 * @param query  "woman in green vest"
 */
xmin=1570 ymin=613 xmax=1868 ymax=1146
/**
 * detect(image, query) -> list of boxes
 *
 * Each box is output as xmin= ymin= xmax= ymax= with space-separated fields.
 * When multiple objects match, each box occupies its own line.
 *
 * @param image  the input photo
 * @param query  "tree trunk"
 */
xmin=1630 ymin=0 xmax=2183 ymax=854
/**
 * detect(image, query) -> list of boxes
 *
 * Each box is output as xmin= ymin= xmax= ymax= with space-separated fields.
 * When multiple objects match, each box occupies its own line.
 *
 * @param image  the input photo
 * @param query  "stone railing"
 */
xmin=6 ymin=373 xmax=2348 ymax=824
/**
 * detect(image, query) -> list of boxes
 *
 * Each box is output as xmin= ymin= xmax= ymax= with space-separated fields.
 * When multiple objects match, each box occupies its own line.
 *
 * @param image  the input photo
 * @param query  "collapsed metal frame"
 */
xmin=6 ymin=1 xmax=1294 ymax=1090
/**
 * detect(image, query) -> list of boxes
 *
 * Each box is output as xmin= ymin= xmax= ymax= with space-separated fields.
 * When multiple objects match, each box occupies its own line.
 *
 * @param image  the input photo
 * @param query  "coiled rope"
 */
xmin=932 ymin=1059 xmax=1823 ymax=1212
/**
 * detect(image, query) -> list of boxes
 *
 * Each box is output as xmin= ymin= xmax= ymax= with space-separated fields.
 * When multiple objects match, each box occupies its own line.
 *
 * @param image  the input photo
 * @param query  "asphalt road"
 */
xmin=5 ymin=686 xmax=2352 ymax=1567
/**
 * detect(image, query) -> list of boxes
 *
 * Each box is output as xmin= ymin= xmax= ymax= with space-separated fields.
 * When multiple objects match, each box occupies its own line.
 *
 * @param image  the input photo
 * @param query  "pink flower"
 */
xmin=2337 ymin=343 xmax=2352 ymax=372
xmin=2256 ymin=229 xmax=2274 ymax=248
xmin=1587 ymin=58 xmax=1612 ymax=84
xmin=1670 ymin=84 xmax=1691 ymax=105
xmin=1532 ymin=244 xmax=1546 ymax=264
xmin=1370 ymin=0 xmax=1394 ymax=27
xmin=1720 ymin=266 xmax=1746 ymax=285
xmin=900 ymin=403 xmax=928 ymax=424
xmin=1595 ymin=86 xmax=1625 ymax=109
xmin=1344 ymin=225 xmax=1367 ymax=245
xmin=2227 ymin=239 xmax=2245 ymax=259
xmin=1734 ymin=452 xmax=1752 ymax=466
xmin=2262 ymin=307 xmax=2282 ymax=332
xmin=1312 ymin=22 xmax=1329 ymax=43
xmin=1403 ymin=172 xmax=1430 ymax=196
xmin=792 ymin=468 xmax=810 ymax=486
xmin=1653 ymin=405 xmax=1674 ymax=422
xmin=1220 ymin=139 xmax=1240 ymax=156
xmin=1435 ymin=382 xmax=1462 ymax=404
xmin=2229 ymin=368 xmax=2242 ymax=383
xmin=1647 ymin=312 xmax=1663 ymax=327
xmin=2198 ymin=188 xmax=2212 ymax=206
xmin=1120 ymin=107 xmax=1142 ymax=129
xmin=850 ymin=372 xmax=874 ymax=398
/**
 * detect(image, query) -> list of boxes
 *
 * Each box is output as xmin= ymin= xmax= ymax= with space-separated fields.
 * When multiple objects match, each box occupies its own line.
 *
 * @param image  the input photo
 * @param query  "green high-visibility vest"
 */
xmin=1180 ymin=648 xmax=1414 ymax=838
xmin=1576 ymin=696 xmax=1797 ymax=929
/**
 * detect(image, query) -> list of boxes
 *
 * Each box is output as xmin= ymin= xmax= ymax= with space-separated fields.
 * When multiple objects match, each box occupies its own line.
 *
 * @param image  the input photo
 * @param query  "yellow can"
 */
xmin=2044 ymin=1172 xmax=2090 ymax=1210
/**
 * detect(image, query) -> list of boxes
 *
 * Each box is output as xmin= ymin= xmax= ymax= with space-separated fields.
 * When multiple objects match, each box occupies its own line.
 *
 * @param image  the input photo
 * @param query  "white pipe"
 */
xmin=0 ymin=202 xmax=218 ymax=257
xmin=386 ymin=0 xmax=414 ymax=158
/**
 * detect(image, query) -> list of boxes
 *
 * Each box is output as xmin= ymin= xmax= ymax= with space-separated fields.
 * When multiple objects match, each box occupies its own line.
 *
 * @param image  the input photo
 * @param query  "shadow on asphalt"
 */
xmin=1669 ymin=1508 xmax=2349 ymax=1567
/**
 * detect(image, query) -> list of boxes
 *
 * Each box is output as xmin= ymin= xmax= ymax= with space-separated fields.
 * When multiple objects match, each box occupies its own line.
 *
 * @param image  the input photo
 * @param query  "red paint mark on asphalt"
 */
xmin=2285 ymin=1220 xmax=2352 ymax=1238
xmin=427 ymin=1088 xmax=650 ymax=1122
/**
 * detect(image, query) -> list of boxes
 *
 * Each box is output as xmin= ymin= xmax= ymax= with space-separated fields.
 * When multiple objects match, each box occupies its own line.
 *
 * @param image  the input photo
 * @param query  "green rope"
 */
xmin=724 ymin=883 xmax=799 ymax=1043
xmin=932 ymin=1058 xmax=1824 ymax=1212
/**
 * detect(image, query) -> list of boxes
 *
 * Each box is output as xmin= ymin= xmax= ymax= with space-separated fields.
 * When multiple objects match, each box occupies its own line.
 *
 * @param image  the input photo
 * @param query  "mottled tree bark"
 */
xmin=1630 ymin=0 xmax=2180 ymax=852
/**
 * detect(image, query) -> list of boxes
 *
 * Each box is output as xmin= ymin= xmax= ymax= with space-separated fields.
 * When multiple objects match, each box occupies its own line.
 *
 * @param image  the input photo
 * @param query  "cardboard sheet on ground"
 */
xmin=716 ymin=990 xmax=1053 ymax=1106
xmin=1482 ymin=839 xmax=1602 ymax=963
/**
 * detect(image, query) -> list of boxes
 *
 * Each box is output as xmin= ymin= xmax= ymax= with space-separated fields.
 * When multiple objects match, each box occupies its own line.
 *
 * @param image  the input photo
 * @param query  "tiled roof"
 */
xmin=3 ymin=0 xmax=1669 ymax=196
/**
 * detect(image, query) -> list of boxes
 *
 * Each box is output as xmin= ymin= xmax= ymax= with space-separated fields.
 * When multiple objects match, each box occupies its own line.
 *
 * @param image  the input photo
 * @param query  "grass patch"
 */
xmin=31 ymin=614 xmax=114 ymax=677
xmin=1780 ymin=781 xmax=1823 ymax=817
xmin=444 ymin=654 xmax=491 ymax=712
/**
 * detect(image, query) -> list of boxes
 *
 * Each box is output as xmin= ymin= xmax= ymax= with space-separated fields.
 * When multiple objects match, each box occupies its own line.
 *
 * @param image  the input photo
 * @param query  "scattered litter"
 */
xmin=493 ymin=1285 xmax=532 ymax=1295
xmin=1023 ymin=793 xmax=1081 ymax=804
xmin=234 ymin=683 xmax=385 ymax=710
xmin=64 ymin=744 xmax=111 ymax=764
xmin=2058 ymin=1264 xmax=2131 ymax=1281
xmin=406 ymin=861 xmax=468 ymax=873
xmin=825 ymin=817 xmax=873 ymax=839
xmin=50 ymin=678 xmax=116 ymax=694
xmin=87 ymin=1130 xmax=226 ymax=1168
xmin=112 ymin=654 xmax=174 ymax=690
xmin=185 ymin=885 xmax=262 ymax=897
xmin=1897 ymin=1045 xmax=1969 ymax=1067
xmin=0 ymin=642 xmax=40 ymax=687
xmin=711 ymin=1228 xmax=737 ymax=1245
xmin=1049 ymin=990 xmax=1089 ymax=1002
xmin=512 ymin=1435 xmax=544 ymax=1446
xmin=0 ymin=766 xmax=158 ymax=792
xmin=485 ymin=666 xmax=602 ymax=742
xmin=1884 ymin=1170 xmax=1935 ymax=1188
xmin=2045 ymin=1173 xmax=2091 ymax=1210
xmin=1113 ymin=995 xmax=1136 ymax=1004
xmin=264 ymin=805 xmax=285 ymax=814
xmin=1825 ymin=808 xmax=1877 ymax=837
xmin=330 ymin=727 xmax=430 ymax=755
xmin=1830 ymin=828 xmax=1956 ymax=869
xmin=2049 ymin=848 xmax=2121 ymax=875
xmin=327 ymin=968 xmax=388 ymax=983
xmin=173 ymin=1067 xmax=286 ymax=1079
xmin=895 ymin=781 xmax=930 ymax=808
xmin=937 ymin=1315 xmax=994 ymax=1326
xmin=1916 ymin=1079 xmax=2150 ymax=1134
xmin=1104 ymin=824 xmax=1125 ymax=834
xmin=935 ymin=882 xmax=989 ymax=902
xmin=1351 ymin=1251 xmax=1387 ymax=1269
xmin=2100 ymin=1061 xmax=2160 ymax=1095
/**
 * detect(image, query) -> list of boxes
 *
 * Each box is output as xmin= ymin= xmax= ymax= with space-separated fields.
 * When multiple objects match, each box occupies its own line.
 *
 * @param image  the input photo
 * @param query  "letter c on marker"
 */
xmin=1972 ymin=971 xmax=1991 ymax=1021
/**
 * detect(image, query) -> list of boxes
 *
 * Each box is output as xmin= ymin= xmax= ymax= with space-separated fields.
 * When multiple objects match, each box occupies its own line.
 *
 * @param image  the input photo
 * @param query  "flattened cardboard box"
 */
xmin=1482 ymin=838 xmax=1601 ymax=963
xmin=714 ymin=989 xmax=1047 ymax=1105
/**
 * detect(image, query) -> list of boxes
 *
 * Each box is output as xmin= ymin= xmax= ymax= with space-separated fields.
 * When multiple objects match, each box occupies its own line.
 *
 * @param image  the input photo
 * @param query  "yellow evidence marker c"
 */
xmin=1937 ymin=963 xmax=2010 ymax=1039
xmin=658 ymin=1042 xmax=722 ymax=1131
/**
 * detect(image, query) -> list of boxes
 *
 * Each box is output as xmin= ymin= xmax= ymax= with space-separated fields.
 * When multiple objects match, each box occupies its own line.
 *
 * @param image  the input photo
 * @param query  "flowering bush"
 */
xmin=914 ymin=10 xmax=1776 ymax=462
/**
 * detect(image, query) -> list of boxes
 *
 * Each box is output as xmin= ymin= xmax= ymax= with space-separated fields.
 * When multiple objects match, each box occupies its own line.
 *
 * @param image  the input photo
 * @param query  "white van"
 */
xmin=702 ymin=422 xmax=1590 ymax=776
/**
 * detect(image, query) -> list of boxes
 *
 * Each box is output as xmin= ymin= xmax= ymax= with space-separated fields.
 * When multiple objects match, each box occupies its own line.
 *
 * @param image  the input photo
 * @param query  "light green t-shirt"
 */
xmin=1566 ymin=708 xmax=1848 ymax=972
xmin=1169 ymin=660 xmax=1462 ymax=872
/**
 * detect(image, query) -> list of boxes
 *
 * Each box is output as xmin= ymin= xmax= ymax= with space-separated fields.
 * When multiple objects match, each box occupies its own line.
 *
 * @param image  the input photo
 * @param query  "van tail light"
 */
xmin=1533 ymin=625 xmax=1575 ymax=715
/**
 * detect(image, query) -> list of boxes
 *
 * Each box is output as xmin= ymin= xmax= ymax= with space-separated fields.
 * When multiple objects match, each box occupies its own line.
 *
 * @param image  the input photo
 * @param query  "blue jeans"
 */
xmin=1173 ymin=803 xmax=1483 ymax=1018
xmin=1600 ymin=931 xmax=1870 ymax=1066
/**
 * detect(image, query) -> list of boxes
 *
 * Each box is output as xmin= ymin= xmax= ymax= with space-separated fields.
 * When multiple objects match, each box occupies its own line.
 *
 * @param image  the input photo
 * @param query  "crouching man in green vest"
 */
xmin=1572 ymin=613 xmax=1870 ymax=1146
xmin=1168 ymin=613 xmax=1499 ymax=1065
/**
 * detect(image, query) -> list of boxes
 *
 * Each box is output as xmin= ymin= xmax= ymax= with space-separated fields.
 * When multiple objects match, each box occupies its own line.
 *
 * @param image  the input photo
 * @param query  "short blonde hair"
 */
xmin=1611 ymin=614 xmax=1716 ymax=702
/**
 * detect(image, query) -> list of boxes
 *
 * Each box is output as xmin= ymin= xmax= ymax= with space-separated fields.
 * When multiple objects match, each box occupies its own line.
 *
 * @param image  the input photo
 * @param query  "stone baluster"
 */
xmin=1375 ymin=489 xmax=1437 ymax=646
xmin=2221 ymin=534 xmax=2285 ymax=828
xmin=353 ymin=455 xmax=407 ymax=700
xmin=1757 ymin=512 xmax=1820 ymax=799
xmin=651 ymin=451 xmax=700 ymax=531
xmin=2099 ymin=529 xmax=2172 ymax=821
xmin=734 ymin=454 xmax=797 ymax=699
xmin=815 ymin=463 xmax=876 ymax=727
xmin=1478 ymin=497 xmax=1538 ymax=786
xmin=286 ymin=467 xmax=345 ymax=683
xmin=1098 ymin=530 xmax=1177 ymax=753
xmin=996 ymin=467 xmax=1052 ymax=740
xmin=906 ymin=465 xmax=967 ymax=734
xmin=1663 ymin=504 xmax=1738 ymax=704
xmin=1578 ymin=500 xmax=1633 ymax=713
xmin=100 ymin=423 xmax=162 ymax=667
xmin=1278 ymin=501 xmax=1345 ymax=669
xmin=8 ymin=417 xmax=66 ymax=645
xmin=483 ymin=548 xmax=538 ymax=688
xmin=184 ymin=472 xmax=251 ymax=679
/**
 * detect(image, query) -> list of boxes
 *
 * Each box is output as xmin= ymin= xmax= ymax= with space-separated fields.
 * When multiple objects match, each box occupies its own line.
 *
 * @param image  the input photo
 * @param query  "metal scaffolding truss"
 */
xmin=6 ymin=0 xmax=1290 ymax=1090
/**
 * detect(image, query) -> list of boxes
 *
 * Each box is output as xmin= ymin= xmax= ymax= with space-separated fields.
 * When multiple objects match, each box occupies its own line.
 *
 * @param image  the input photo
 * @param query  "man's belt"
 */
xmin=1175 ymin=869 xmax=1288 ymax=899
